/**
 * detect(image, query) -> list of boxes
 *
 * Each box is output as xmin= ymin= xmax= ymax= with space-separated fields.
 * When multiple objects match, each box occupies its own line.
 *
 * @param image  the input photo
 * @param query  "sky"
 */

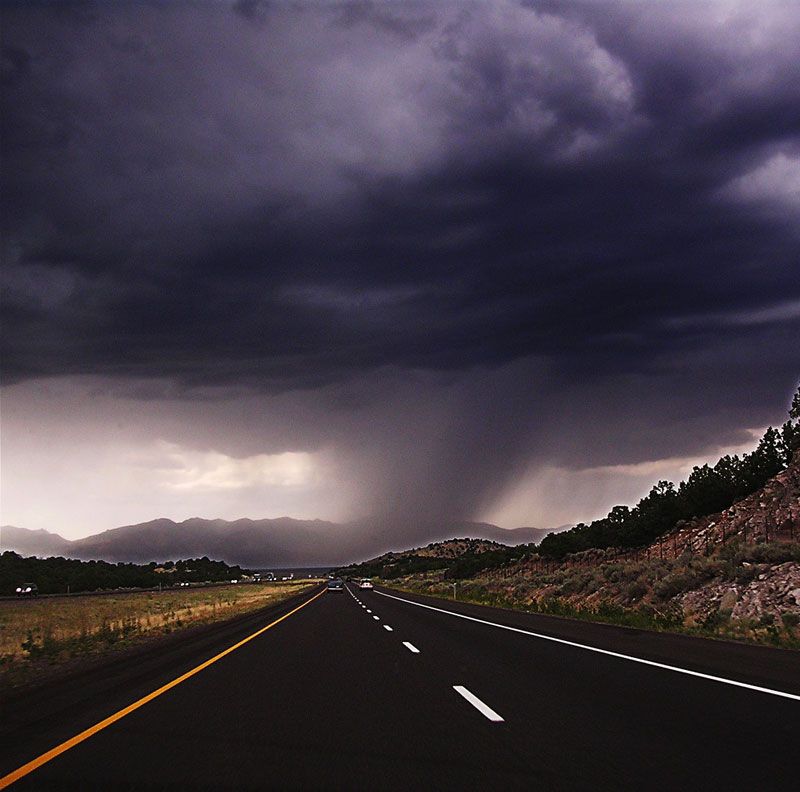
xmin=1 ymin=0 xmax=799 ymax=542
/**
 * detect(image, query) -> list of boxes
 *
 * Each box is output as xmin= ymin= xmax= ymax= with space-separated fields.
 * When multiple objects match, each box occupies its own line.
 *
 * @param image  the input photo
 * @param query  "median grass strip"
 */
xmin=0 ymin=582 xmax=313 ymax=687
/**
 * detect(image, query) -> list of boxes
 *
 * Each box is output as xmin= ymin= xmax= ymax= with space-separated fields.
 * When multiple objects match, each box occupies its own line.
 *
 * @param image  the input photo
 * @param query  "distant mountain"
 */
xmin=69 ymin=517 xmax=346 ymax=567
xmin=1 ymin=518 xmax=550 ymax=567
xmin=0 ymin=525 xmax=72 ymax=558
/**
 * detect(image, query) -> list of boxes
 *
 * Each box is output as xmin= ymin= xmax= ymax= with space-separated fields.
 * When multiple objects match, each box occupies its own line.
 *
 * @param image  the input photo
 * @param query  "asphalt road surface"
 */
xmin=2 ymin=583 xmax=798 ymax=791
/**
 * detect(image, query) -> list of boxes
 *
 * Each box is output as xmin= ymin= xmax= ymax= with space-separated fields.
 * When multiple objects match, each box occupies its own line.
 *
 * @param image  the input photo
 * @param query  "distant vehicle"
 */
xmin=358 ymin=579 xmax=374 ymax=589
xmin=327 ymin=578 xmax=344 ymax=591
xmin=230 ymin=579 xmax=239 ymax=584
xmin=15 ymin=583 xmax=39 ymax=597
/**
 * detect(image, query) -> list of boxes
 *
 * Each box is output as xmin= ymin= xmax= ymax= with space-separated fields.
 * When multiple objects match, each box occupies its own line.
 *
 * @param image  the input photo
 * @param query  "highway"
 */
xmin=1 ymin=583 xmax=798 ymax=790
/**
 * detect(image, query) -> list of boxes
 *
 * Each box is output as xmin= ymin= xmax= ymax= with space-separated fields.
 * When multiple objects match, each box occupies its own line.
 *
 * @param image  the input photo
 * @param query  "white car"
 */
xmin=358 ymin=579 xmax=374 ymax=590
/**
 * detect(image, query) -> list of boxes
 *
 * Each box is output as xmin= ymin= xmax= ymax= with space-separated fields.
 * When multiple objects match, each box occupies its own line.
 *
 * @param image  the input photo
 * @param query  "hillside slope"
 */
xmin=389 ymin=454 xmax=800 ymax=648
xmin=653 ymin=455 xmax=799 ymax=557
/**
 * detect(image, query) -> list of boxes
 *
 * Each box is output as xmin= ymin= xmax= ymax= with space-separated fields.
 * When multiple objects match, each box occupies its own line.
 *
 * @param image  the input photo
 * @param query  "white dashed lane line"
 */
xmin=376 ymin=590 xmax=800 ymax=703
xmin=346 ymin=584 xmax=412 ymax=654
xmin=453 ymin=686 xmax=504 ymax=722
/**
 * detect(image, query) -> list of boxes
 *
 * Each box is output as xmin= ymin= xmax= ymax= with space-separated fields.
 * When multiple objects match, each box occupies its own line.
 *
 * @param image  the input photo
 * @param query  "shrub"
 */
xmin=654 ymin=570 xmax=699 ymax=600
xmin=735 ymin=564 xmax=758 ymax=585
xmin=701 ymin=608 xmax=731 ymax=630
xmin=744 ymin=542 xmax=800 ymax=564
xmin=781 ymin=612 xmax=799 ymax=629
xmin=623 ymin=578 xmax=649 ymax=602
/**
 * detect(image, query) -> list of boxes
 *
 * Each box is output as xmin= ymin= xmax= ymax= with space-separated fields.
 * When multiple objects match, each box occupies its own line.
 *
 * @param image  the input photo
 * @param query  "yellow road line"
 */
xmin=0 ymin=588 xmax=326 ymax=789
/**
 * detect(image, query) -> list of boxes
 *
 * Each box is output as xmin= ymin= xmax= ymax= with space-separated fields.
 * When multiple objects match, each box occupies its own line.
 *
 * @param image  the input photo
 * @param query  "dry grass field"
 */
xmin=0 ymin=581 xmax=315 ymax=684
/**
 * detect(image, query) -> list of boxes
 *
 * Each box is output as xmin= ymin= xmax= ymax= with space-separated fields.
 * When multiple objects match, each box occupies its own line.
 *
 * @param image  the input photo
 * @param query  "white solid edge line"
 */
xmin=402 ymin=641 xmax=420 ymax=653
xmin=375 ymin=590 xmax=800 ymax=702
xmin=453 ymin=685 xmax=504 ymax=722
xmin=383 ymin=625 xmax=393 ymax=631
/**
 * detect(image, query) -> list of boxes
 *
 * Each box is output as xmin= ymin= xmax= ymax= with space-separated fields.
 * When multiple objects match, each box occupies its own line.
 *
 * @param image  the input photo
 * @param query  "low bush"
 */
xmin=654 ymin=570 xmax=699 ymax=600
xmin=781 ymin=612 xmax=799 ymax=629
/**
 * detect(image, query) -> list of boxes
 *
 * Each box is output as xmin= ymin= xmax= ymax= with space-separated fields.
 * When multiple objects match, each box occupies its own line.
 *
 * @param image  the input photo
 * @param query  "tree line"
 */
xmin=0 ymin=554 xmax=247 ymax=596
xmin=537 ymin=385 xmax=800 ymax=559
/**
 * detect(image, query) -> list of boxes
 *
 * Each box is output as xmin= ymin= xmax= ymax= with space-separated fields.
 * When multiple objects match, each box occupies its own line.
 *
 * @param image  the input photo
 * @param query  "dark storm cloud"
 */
xmin=1 ymin=1 xmax=799 ymax=528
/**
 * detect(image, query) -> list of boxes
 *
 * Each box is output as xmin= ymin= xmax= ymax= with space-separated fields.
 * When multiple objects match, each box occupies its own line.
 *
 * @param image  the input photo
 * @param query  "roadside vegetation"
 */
xmin=0 ymin=581 xmax=312 ymax=689
xmin=389 ymin=539 xmax=800 ymax=649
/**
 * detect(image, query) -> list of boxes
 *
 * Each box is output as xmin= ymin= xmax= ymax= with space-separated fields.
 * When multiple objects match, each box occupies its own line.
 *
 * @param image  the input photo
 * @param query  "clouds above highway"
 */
xmin=2 ymin=1 xmax=798 ymax=537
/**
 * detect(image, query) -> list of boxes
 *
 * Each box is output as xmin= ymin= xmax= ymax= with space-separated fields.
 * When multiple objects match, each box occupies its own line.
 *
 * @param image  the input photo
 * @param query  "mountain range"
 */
xmin=0 ymin=518 xmax=550 ymax=568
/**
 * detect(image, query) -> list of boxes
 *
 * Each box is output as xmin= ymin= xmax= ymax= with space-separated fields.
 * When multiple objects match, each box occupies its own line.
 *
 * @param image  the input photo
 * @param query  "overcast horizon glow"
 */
xmin=2 ymin=1 xmax=799 ymax=542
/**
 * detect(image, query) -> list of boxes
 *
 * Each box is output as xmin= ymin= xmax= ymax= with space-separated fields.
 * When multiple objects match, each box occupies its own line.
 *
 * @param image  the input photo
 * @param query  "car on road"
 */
xmin=327 ymin=578 xmax=344 ymax=591
xmin=15 ymin=583 xmax=39 ymax=597
xmin=357 ymin=579 xmax=374 ymax=589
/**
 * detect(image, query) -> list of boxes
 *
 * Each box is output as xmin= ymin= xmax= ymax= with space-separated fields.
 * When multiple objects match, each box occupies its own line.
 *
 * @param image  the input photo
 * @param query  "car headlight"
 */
xmin=16 ymin=587 xmax=22 ymax=593
xmin=25 ymin=587 xmax=32 ymax=592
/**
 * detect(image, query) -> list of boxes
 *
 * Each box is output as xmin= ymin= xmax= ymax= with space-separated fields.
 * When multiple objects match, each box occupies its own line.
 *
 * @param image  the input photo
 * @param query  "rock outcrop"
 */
xmin=653 ymin=452 xmax=800 ymax=559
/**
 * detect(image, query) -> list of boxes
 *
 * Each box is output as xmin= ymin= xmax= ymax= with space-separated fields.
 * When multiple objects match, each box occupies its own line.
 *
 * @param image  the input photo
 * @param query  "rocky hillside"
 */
xmin=651 ymin=453 xmax=800 ymax=558
xmin=389 ymin=454 xmax=800 ymax=648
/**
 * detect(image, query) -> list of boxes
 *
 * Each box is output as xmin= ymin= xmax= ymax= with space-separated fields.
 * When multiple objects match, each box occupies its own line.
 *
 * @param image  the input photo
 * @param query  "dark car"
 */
xmin=327 ymin=578 xmax=344 ymax=591
xmin=15 ymin=583 xmax=39 ymax=597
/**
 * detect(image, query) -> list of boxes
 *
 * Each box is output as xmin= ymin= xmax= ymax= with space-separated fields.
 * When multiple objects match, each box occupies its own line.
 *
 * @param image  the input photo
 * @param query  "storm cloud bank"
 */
xmin=1 ymin=1 xmax=799 ymax=538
